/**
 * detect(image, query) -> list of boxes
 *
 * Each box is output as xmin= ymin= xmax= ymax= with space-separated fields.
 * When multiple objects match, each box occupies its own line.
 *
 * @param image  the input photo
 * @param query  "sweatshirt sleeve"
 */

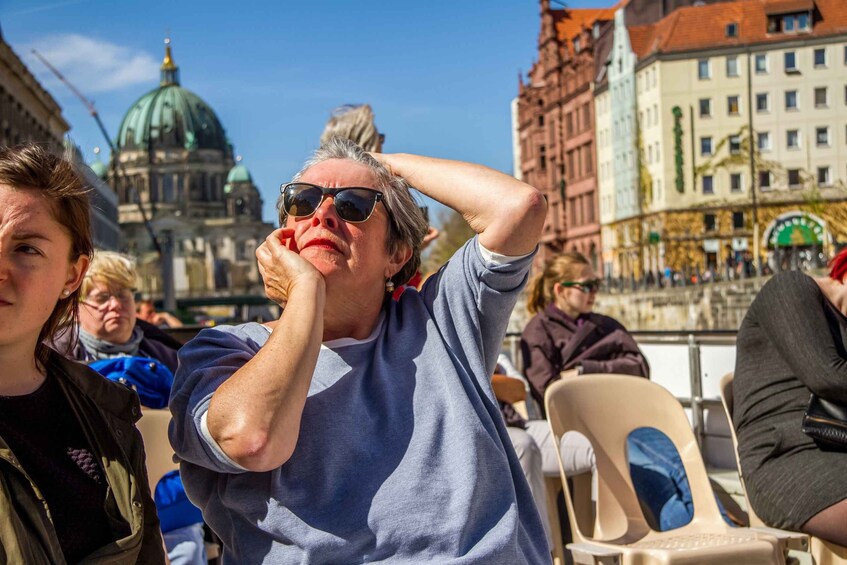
xmin=168 ymin=325 xmax=267 ymax=473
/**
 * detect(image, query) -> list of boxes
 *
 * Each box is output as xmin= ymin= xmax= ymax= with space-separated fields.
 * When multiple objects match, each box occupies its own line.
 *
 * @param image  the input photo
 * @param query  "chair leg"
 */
xmin=545 ymin=475 xmax=566 ymax=565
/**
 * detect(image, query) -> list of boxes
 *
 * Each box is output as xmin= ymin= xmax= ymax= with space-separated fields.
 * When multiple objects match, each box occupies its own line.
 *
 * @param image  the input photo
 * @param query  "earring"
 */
xmin=61 ymin=289 xmax=71 ymax=297
xmin=385 ymin=280 xmax=395 ymax=293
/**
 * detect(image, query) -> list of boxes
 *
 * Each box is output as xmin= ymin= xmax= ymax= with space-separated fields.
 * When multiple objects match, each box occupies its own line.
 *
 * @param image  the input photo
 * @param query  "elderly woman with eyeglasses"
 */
xmin=169 ymin=138 xmax=550 ymax=563
xmin=56 ymin=251 xmax=180 ymax=371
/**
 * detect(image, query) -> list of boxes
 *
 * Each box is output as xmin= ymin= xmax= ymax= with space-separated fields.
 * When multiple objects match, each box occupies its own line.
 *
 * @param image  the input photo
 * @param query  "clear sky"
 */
xmin=1 ymin=0 xmax=609 ymax=225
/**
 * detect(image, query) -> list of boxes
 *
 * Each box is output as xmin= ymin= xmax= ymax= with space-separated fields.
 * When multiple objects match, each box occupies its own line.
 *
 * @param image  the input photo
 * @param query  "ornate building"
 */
xmin=108 ymin=40 xmax=273 ymax=298
xmin=598 ymin=0 xmax=847 ymax=280
xmin=0 ymin=25 xmax=67 ymax=148
xmin=1 ymin=26 xmax=119 ymax=250
xmin=516 ymin=1 xmax=615 ymax=269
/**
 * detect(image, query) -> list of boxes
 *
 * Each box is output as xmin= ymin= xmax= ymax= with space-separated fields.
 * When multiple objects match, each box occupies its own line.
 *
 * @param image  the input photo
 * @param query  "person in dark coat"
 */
xmin=520 ymin=252 xmax=708 ymax=531
xmin=734 ymin=249 xmax=847 ymax=545
xmin=0 ymin=144 xmax=165 ymax=563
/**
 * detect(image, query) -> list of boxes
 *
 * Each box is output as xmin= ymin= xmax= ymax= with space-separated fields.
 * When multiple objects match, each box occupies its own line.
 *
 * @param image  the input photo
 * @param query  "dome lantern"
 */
xmin=160 ymin=37 xmax=180 ymax=87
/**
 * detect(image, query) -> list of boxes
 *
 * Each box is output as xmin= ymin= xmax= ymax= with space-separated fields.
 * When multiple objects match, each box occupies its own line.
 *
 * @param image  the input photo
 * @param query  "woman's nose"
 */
xmin=311 ymin=197 xmax=338 ymax=229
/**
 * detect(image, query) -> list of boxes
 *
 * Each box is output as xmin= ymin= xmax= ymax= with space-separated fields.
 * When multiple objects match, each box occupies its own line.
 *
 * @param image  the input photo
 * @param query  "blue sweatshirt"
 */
xmin=169 ymin=237 xmax=549 ymax=564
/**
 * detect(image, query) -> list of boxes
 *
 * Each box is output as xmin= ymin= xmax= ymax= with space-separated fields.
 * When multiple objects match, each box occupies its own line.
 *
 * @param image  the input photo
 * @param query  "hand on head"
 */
xmin=256 ymin=228 xmax=323 ymax=307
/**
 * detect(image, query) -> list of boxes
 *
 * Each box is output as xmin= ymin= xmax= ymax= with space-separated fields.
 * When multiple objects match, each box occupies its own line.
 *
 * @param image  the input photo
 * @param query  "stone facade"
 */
xmin=516 ymin=1 xmax=613 ymax=269
xmin=0 ymin=29 xmax=67 ymax=148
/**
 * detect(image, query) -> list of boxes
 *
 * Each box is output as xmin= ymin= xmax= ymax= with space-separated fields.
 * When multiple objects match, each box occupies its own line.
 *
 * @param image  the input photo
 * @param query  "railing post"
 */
xmin=687 ymin=334 xmax=705 ymax=448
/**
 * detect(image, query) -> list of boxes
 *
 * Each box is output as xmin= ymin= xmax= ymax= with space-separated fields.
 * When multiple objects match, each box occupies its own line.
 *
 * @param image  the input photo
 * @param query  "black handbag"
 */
xmin=801 ymin=394 xmax=847 ymax=452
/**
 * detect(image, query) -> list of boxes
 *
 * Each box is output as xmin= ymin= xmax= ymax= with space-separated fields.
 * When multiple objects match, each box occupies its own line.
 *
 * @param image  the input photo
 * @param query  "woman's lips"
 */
xmin=302 ymin=238 xmax=341 ymax=252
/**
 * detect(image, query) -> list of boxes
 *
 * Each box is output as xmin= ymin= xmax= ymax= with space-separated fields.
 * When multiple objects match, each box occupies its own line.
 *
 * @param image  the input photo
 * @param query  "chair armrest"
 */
xmin=750 ymin=527 xmax=810 ymax=552
xmin=567 ymin=542 xmax=622 ymax=565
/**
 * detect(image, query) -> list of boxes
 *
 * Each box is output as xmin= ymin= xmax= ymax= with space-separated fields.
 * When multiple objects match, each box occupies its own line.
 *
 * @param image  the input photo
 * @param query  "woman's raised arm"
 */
xmin=372 ymin=153 xmax=547 ymax=257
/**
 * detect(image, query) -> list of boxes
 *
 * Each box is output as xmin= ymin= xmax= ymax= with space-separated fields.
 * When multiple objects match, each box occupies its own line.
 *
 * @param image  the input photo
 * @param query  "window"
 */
xmin=815 ymin=87 xmax=828 ymax=107
xmin=785 ymin=89 xmax=798 ymax=110
xmin=732 ymin=211 xmax=745 ymax=229
xmin=573 ymin=37 xmax=581 ymax=53
xmin=538 ymin=114 xmax=545 ymax=126
xmin=785 ymin=51 xmax=798 ymax=72
xmin=788 ymin=169 xmax=802 ymax=186
xmin=814 ymin=48 xmax=827 ymax=67
xmin=699 ymin=98 xmax=712 ymax=117
xmin=539 ymin=145 xmax=547 ymax=170
xmin=731 ymin=173 xmax=743 ymax=192
xmin=729 ymin=135 xmax=742 ymax=154
xmin=816 ymin=126 xmax=830 ymax=146
xmin=782 ymin=13 xmax=810 ymax=33
xmin=727 ymin=95 xmax=740 ymax=115
xmin=818 ymin=166 xmax=831 ymax=185
xmin=726 ymin=56 xmax=739 ymax=77
xmin=704 ymin=213 xmax=716 ymax=230
xmin=700 ymin=136 xmax=713 ymax=156
xmin=787 ymin=129 xmax=800 ymax=149
xmin=698 ymin=58 xmax=711 ymax=79
xmin=702 ymin=175 xmax=714 ymax=194
xmin=726 ymin=23 xmax=738 ymax=38
xmin=755 ymin=53 xmax=768 ymax=74
xmin=759 ymin=170 xmax=771 ymax=189
xmin=758 ymin=131 xmax=771 ymax=151
xmin=756 ymin=92 xmax=769 ymax=112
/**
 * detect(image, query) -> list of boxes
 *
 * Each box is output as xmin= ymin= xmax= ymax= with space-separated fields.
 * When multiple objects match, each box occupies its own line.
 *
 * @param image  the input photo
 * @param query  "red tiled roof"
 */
xmin=553 ymin=7 xmax=616 ymax=46
xmin=764 ymin=0 xmax=815 ymax=15
xmin=629 ymin=0 xmax=847 ymax=58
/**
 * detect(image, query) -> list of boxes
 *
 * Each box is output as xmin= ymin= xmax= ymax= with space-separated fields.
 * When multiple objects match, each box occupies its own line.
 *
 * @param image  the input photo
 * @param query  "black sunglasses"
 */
xmin=280 ymin=182 xmax=384 ymax=223
xmin=559 ymin=279 xmax=602 ymax=293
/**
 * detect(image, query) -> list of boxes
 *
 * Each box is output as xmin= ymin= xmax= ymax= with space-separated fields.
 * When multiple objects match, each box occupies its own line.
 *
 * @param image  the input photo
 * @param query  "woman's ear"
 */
xmin=65 ymin=255 xmax=90 ymax=294
xmin=386 ymin=243 xmax=413 ymax=279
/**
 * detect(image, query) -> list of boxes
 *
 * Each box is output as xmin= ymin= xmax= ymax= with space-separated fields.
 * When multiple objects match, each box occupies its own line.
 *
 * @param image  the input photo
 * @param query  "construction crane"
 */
xmin=31 ymin=48 xmax=163 ymax=257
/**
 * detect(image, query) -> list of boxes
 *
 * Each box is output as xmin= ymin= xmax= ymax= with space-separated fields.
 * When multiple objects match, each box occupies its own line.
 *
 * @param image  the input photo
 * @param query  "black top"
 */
xmin=0 ymin=374 xmax=126 ymax=563
xmin=734 ymin=271 xmax=847 ymax=528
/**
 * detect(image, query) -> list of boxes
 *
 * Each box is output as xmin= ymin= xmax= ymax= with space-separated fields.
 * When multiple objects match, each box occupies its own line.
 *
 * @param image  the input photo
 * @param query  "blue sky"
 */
xmin=1 ymin=0 xmax=608 ymax=225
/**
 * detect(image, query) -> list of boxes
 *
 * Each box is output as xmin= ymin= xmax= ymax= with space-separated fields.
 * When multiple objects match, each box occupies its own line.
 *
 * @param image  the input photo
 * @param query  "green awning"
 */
xmin=767 ymin=214 xmax=825 ymax=247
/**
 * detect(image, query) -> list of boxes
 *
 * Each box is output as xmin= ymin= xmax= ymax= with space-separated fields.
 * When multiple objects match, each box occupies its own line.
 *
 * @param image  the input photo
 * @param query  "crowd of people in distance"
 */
xmin=1 ymin=106 xmax=846 ymax=563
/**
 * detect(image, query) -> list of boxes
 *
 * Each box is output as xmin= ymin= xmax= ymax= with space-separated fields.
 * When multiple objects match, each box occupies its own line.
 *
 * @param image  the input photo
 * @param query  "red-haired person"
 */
xmin=734 ymin=249 xmax=847 ymax=546
xmin=0 ymin=144 xmax=164 ymax=562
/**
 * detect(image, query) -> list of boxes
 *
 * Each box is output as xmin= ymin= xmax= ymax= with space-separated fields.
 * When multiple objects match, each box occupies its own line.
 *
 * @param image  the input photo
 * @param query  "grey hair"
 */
xmin=319 ymin=104 xmax=382 ymax=152
xmin=278 ymin=137 xmax=428 ymax=288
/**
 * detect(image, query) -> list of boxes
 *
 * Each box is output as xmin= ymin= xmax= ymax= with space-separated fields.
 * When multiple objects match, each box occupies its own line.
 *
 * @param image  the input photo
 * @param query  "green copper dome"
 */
xmin=89 ymin=159 xmax=108 ymax=179
xmin=227 ymin=163 xmax=252 ymax=184
xmin=116 ymin=41 xmax=229 ymax=153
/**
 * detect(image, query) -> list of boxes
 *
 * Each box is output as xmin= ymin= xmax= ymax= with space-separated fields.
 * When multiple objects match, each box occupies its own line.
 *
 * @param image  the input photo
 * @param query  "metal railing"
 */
xmin=503 ymin=330 xmax=738 ymax=451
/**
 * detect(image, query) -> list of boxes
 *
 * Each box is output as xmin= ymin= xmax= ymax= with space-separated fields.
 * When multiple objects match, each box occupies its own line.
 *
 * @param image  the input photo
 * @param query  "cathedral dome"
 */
xmin=116 ymin=40 xmax=230 ymax=154
xmin=226 ymin=163 xmax=252 ymax=184
xmin=89 ymin=159 xmax=107 ymax=179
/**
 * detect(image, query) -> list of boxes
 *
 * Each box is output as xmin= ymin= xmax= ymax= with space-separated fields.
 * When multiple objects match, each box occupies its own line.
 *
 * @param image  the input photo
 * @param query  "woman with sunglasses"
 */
xmin=0 ymin=144 xmax=165 ymax=563
xmin=169 ymin=138 xmax=551 ymax=563
xmin=519 ymin=253 xmax=727 ymax=532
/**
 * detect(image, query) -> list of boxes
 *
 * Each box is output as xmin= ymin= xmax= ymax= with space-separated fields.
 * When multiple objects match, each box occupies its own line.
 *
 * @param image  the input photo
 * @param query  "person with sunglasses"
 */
xmin=169 ymin=137 xmax=551 ymax=563
xmin=519 ymin=253 xmax=730 ymax=532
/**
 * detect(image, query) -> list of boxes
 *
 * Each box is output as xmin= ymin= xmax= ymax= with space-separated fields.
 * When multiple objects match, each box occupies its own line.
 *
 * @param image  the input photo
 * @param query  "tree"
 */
xmin=422 ymin=208 xmax=475 ymax=274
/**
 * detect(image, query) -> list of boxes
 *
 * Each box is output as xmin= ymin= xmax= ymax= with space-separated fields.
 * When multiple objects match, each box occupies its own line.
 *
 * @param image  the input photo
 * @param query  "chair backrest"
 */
xmin=135 ymin=408 xmax=179 ymax=493
xmin=718 ymin=372 xmax=766 ymax=527
xmin=545 ymin=374 xmax=726 ymax=544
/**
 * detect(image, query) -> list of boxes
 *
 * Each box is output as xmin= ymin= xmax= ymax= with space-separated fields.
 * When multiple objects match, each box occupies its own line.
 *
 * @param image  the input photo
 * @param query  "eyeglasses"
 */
xmin=560 ymin=279 xmax=602 ymax=294
xmin=280 ymin=182 xmax=384 ymax=224
xmin=82 ymin=288 xmax=136 ymax=309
